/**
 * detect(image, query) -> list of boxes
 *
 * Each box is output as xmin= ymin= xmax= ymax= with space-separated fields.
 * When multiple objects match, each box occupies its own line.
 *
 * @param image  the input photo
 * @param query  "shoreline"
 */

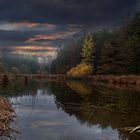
xmin=0 ymin=74 xmax=140 ymax=86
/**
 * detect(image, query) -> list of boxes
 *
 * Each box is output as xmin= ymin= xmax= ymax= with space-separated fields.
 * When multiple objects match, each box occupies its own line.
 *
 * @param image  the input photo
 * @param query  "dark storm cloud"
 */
xmin=0 ymin=0 xmax=139 ymax=24
xmin=0 ymin=0 xmax=139 ymax=57
xmin=0 ymin=23 xmax=82 ymax=47
xmin=0 ymin=29 xmax=37 ymax=46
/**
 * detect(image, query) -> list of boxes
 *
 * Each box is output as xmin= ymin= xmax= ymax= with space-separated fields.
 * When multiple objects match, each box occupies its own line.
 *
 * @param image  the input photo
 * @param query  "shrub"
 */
xmin=67 ymin=63 xmax=93 ymax=78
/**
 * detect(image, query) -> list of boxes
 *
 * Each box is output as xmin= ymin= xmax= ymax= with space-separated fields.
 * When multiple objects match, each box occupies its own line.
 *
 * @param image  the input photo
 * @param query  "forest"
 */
xmin=0 ymin=12 xmax=139 ymax=78
xmin=50 ymin=12 xmax=140 ymax=77
xmin=0 ymin=53 xmax=40 ymax=74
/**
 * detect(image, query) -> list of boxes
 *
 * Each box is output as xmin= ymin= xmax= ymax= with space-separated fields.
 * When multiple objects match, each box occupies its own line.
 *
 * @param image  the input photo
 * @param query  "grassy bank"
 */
xmin=66 ymin=75 xmax=140 ymax=86
xmin=90 ymin=75 xmax=140 ymax=85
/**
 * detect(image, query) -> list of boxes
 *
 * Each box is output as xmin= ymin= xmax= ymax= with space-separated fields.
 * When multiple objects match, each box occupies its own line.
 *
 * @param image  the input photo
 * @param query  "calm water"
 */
xmin=1 ymin=81 xmax=140 ymax=140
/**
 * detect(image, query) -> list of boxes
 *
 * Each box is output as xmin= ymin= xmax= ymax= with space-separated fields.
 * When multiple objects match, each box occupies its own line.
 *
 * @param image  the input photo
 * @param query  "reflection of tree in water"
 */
xmin=66 ymin=81 xmax=140 ymax=113
xmin=0 ymin=81 xmax=39 ymax=97
xmin=50 ymin=81 xmax=140 ymax=139
xmin=66 ymin=81 xmax=93 ymax=95
xmin=1 ymin=81 xmax=140 ymax=140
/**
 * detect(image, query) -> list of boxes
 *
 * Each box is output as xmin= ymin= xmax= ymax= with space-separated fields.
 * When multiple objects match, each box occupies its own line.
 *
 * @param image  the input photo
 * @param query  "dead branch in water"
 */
xmin=119 ymin=125 xmax=140 ymax=134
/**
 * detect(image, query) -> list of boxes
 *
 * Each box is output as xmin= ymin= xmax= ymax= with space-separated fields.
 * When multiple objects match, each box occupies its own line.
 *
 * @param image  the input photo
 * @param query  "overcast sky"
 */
xmin=0 ymin=0 xmax=139 ymax=57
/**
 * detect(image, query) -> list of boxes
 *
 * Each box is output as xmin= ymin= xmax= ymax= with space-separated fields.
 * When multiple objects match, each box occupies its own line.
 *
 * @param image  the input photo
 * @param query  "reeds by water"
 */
xmin=0 ymin=96 xmax=17 ymax=138
xmin=91 ymin=75 xmax=140 ymax=85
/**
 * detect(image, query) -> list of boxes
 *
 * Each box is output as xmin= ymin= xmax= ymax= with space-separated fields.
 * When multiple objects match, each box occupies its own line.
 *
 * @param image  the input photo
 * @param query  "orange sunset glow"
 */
xmin=13 ymin=21 xmax=56 ymax=29
xmin=26 ymin=31 xmax=79 ymax=43
xmin=12 ymin=45 xmax=58 ymax=57
xmin=14 ymin=46 xmax=57 ymax=51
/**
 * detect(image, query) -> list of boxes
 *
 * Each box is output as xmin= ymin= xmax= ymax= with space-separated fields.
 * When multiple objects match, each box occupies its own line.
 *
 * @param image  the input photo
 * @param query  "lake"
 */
xmin=1 ymin=80 xmax=140 ymax=140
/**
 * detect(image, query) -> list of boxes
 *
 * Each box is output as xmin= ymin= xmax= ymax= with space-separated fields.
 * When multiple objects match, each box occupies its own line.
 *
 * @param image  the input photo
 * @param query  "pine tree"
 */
xmin=81 ymin=34 xmax=95 ymax=64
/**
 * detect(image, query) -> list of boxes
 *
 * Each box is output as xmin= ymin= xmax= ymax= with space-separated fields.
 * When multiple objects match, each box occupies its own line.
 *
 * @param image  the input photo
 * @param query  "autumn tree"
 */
xmin=67 ymin=34 xmax=94 ymax=77
xmin=81 ymin=34 xmax=95 ymax=64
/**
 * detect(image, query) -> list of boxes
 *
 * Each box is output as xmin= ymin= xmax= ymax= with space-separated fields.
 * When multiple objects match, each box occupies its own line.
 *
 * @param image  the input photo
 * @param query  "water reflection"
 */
xmin=1 ymin=81 xmax=140 ymax=140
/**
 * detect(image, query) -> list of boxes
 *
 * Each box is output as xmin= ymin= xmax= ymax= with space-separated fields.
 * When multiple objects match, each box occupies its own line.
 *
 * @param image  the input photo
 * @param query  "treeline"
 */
xmin=50 ymin=39 xmax=83 ymax=74
xmin=0 ymin=53 xmax=40 ymax=74
xmin=50 ymin=12 xmax=140 ymax=76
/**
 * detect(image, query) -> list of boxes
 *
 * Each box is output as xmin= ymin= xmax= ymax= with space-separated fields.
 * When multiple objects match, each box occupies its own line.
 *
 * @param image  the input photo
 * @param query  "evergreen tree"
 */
xmin=124 ymin=12 xmax=140 ymax=74
xmin=81 ymin=34 xmax=95 ymax=64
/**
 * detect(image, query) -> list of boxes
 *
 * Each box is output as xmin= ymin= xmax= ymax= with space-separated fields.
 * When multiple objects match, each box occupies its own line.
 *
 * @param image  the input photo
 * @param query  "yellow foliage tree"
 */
xmin=67 ymin=63 xmax=93 ymax=78
xmin=67 ymin=34 xmax=95 ymax=78
xmin=82 ymin=34 xmax=95 ymax=64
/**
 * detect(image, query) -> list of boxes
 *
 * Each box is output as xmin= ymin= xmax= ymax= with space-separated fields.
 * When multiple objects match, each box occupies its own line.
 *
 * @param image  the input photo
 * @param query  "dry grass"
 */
xmin=0 ymin=96 xmax=18 ymax=138
xmin=92 ymin=75 xmax=140 ymax=85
